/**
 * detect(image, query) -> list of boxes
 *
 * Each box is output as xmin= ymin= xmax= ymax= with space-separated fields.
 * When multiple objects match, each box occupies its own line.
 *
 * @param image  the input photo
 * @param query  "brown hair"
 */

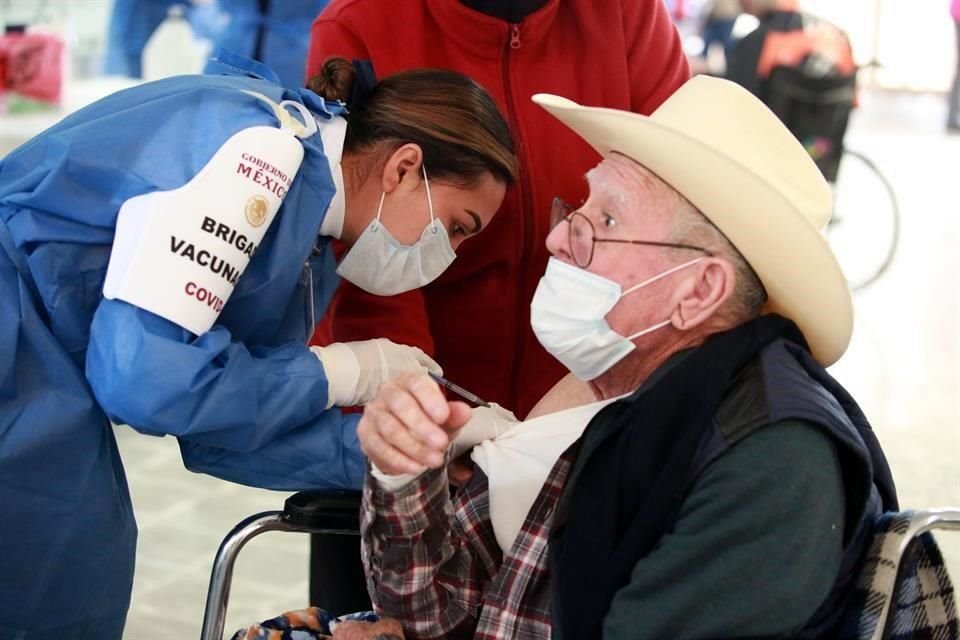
xmin=306 ymin=57 xmax=517 ymax=186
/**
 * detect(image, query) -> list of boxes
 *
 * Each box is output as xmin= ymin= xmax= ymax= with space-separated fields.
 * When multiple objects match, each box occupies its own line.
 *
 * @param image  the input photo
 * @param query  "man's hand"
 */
xmin=358 ymin=373 xmax=472 ymax=476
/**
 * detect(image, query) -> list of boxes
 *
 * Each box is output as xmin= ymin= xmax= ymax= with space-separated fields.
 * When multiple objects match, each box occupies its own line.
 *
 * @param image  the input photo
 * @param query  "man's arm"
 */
xmin=357 ymin=374 xmax=499 ymax=639
xmin=362 ymin=466 xmax=494 ymax=640
xmin=623 ymin=0 xmax=692 ymax=114
xmin=602 ymin=421 xmax=846 ymax=639
xmin=307 ymin=11 xmax=372 ymax=80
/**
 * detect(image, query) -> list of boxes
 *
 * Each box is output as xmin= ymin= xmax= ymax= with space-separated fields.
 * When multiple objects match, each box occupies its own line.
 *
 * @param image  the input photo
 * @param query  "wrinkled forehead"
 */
xmin=585 ymin=153 xmax=683 ymax=221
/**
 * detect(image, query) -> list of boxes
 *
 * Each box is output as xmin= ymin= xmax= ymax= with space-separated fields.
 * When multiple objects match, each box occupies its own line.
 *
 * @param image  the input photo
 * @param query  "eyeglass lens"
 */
xmin=568 ymin=212 xmax=594 ymax=267
xmin=550 ymin=198 xmax=595 ymax=267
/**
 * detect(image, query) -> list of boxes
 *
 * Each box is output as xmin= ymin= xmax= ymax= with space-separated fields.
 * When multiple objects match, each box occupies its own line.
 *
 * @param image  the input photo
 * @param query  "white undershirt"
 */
xmin=471 ymin=396 xmax=626 ymax=553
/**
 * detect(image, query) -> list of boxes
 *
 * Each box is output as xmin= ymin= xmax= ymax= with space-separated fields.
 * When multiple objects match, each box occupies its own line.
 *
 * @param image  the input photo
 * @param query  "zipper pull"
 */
xmin=509 ymin=24 xmax=521 ymax=50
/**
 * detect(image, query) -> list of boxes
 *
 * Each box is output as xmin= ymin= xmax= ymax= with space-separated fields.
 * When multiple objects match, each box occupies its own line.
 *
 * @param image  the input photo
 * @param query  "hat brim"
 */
xmin=533 ymin=94 xmax=852 ymax=366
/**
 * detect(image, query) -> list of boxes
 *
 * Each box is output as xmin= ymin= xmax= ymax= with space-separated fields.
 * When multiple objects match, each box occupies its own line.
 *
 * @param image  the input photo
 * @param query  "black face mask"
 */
xmin=459 ymin=0 xmax=550 ymax=23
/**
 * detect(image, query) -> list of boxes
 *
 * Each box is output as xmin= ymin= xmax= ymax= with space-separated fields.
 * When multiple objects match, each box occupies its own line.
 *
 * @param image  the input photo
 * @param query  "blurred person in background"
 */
xmin=697 ymin=0 xmax=742 ymax=72
xmin=949 ymin=0 xmax=960 ymax=131
xmin=105 ymin=0 xmax=329 ymax=86
xmin=726 ymin=0 xmax=802 ymax=96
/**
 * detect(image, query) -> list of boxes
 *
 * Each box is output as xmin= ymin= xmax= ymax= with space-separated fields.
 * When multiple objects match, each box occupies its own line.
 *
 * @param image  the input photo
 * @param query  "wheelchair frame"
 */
xmin=200 ymin=490 xmax=362 ymax=640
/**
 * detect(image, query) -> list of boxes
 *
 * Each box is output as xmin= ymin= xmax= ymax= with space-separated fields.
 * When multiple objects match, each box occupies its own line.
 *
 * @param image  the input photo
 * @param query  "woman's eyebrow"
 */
xmin=464 ymin=210 xmax=483 ymax=234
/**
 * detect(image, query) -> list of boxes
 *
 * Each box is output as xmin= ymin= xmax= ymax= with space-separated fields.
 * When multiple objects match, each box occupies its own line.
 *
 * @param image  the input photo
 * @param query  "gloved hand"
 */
xmin=449 ymin=402 xmax=518 ymax=459
xmin=311 ymin=339 xmax=442 ymax=408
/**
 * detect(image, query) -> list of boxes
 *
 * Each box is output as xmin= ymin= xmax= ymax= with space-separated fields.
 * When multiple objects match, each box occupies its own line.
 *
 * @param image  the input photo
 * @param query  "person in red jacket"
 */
xmin=303 ymin=0 xmax=689 ymax=615
xmin=307 ymin=0 xmax=690 ymax=422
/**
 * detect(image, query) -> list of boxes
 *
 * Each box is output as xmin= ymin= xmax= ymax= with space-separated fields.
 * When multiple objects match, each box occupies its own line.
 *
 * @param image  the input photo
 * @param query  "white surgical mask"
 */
xmin=530 ymin=256 xmax=705 ymax=380
xmin=336 ymin=165 xmax=456 ymax=296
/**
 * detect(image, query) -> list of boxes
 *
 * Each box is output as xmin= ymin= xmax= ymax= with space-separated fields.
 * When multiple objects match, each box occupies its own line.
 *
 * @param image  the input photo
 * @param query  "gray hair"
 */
xmin=608 ymin=156 xmax=767 ymax=323
xmin=669 ymin=200 xmax=768 ymax=323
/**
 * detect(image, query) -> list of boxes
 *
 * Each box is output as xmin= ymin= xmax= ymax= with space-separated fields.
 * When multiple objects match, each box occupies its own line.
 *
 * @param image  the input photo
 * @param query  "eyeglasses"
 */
xmin=550 ymin=197 xmax=714 ymax=268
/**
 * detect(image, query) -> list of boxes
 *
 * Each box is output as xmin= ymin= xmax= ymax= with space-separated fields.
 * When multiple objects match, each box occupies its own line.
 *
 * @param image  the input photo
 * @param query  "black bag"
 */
xmin=766 ymin=62 xmax=856 ymax=183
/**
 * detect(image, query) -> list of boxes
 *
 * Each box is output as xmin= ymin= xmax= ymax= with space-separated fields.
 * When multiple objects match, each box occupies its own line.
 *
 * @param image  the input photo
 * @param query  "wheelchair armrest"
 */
xmin=282 ymin=489 xmax=362 ymax=532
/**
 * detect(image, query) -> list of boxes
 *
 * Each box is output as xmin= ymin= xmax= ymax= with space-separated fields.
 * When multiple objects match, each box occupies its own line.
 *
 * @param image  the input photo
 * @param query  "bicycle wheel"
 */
xmin=825 ymin=148 xmax=900 ymax=291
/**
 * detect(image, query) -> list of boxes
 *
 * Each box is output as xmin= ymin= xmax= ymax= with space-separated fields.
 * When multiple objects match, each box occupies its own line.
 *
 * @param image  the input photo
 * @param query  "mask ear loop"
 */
xmin=619 ymin=256 xmax=707 ymax=341
xmin=372 ymin=163 xmax=432 ymax=236
xmin=372 ymin=192 xmax=386 ymax=230
xmin=624 ymin=319 xmax=672 ymax=341
xmin=620 ymin=257 xmax=706 ymax=297
xmin=422 ymin=164 xmax=439 ymax=235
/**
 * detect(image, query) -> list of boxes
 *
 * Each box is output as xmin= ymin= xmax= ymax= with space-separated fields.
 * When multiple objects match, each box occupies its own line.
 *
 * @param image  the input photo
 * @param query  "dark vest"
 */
xmin=550 ymin=338 xmax=897 ymax=639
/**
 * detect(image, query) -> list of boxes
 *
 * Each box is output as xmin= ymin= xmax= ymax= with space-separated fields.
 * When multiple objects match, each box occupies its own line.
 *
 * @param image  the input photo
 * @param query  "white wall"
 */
xmin=803 ymin=0 xmax=956 ymax=91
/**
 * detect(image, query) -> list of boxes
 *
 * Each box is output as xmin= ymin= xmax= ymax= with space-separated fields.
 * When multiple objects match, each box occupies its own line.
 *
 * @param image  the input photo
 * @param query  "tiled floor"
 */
xmin=115 ymin=88 xmax=960 ymax=638
xmin=116 ymin=431 xmax=311 ymax=638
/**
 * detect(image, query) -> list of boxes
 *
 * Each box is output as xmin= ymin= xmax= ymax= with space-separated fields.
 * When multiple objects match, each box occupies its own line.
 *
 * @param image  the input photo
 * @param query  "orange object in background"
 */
xmin=757 ymin=23 xmax=856 ymax=79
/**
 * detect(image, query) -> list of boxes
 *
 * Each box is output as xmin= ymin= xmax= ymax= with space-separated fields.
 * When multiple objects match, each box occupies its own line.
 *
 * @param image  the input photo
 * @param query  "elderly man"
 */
xmin=356 ymin=76 xmax=897 ymax=639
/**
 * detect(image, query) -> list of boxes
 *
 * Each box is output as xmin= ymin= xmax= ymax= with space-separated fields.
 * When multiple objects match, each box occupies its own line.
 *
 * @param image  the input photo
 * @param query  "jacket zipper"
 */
xmin=509 ymin=23 xmax=522 ymax=50
xmin=502 ymin=23 xmax=534 ymax=414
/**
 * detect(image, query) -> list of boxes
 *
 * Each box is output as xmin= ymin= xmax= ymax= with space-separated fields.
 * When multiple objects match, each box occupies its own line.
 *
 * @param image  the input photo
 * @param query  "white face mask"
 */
xmin=530 ymin=256 xmax=705 ymax=380
xmin=336 ymin=165 xmax=456 ymax=296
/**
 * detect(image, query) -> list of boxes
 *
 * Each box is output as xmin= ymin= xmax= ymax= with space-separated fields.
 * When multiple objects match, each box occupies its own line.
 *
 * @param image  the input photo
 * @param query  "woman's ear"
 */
xmin=670 ymin=258 xmax=736 ymax=330
xmin=380 ymin=143 xmax=424 ymax=195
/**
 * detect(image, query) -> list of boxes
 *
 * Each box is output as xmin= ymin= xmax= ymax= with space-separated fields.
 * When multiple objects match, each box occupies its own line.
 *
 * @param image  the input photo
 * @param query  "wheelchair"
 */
xmin=764 ymin=62 xmax=901 ymax=292
xmin=200 ymin=486 xmax=959 ymax=640
xmin=200 ymin=489 xmax=364 ymax=640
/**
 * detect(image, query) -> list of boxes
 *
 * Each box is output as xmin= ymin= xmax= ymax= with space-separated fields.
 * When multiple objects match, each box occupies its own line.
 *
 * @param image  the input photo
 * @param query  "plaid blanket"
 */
xmin=837 ymin=511 xmax=958 ymax=640
xmin=232 ymin=608 xmax=402 ymax=640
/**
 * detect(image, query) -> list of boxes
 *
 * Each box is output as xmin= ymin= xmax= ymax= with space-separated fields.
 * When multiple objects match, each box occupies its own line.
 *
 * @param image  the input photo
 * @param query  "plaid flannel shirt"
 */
xmin=360 ymin=452 xmax=573 ymax=640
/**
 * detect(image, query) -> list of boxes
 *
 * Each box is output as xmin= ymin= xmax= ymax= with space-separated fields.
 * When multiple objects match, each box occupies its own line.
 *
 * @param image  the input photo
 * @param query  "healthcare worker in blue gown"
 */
xmin=0 ymin=50 xmax=515 ymax=638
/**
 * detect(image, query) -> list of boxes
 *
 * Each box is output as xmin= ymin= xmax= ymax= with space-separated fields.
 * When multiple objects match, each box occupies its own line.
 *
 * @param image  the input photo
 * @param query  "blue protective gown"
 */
xmin=105 ymin=0 xmax=330 ymax=87
xmin=0 ymin=52 xmax=364 ymax=638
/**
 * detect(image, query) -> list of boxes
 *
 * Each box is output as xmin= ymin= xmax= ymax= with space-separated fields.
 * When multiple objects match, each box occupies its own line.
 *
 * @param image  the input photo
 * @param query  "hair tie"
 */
xmin=349 ymin=59 xmax=377 ymax=108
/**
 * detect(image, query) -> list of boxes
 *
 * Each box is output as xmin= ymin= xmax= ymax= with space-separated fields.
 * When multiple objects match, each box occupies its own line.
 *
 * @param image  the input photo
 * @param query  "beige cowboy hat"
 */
xmin=532 ymin=76 xmax=852 ymax=366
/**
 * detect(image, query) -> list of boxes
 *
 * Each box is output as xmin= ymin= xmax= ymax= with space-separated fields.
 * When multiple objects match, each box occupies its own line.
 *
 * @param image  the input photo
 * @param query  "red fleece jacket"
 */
xmin=308 ymin=0 xmax=689 ymax=417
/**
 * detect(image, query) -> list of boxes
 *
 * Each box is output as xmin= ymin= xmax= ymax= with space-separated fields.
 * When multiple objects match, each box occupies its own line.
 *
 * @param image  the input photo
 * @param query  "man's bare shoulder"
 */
xmin=525 ymin=374 xmax=598 ymax=419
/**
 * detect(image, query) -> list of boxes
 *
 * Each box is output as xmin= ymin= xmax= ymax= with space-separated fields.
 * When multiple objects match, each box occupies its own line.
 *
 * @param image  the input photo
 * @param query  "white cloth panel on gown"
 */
xmin=103 ymin=92 xmax=313 ymax=335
